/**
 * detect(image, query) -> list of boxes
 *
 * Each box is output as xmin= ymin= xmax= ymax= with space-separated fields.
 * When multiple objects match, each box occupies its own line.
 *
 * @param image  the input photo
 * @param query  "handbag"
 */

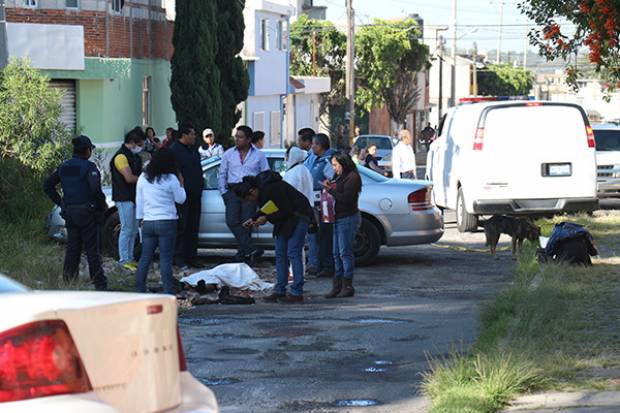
xmin=320 ymin=188 xmax=336 ymax=223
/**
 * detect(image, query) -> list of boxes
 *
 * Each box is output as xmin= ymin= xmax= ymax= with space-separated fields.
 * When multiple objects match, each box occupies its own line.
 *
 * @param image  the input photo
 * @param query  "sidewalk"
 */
xmin=502 ymin=391 xmax=620 ymax=413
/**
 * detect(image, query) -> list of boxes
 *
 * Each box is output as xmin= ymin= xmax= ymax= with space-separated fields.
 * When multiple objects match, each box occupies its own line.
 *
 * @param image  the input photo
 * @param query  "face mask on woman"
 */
xmin=131 ymin=146 xmax=143 ymax=155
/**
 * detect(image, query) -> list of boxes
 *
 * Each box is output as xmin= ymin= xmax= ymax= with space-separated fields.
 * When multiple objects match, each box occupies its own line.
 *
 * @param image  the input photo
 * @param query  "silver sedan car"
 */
xmin=47 ymin=149 xmax=443 ymax=265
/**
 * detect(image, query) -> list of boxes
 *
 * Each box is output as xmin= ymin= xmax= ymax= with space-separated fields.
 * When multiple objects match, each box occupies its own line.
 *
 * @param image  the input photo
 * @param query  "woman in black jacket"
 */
xmin=321 ymin=152 xmax=362 ymax=298
xmin=234 ymin=171 xmax=315 ymax=303
xmin=364 ymin=144 xmax=387 ymax=175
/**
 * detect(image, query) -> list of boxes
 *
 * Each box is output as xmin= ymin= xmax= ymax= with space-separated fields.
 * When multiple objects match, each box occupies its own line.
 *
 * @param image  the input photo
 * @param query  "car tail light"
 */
xmin=525 ymin=102 xmax=542 ymax=106
xmin=473 ymin=127 xmax=485 ymax=151
xmin=408 ymin=187 xmax=432 ymax=211
xmin=176 ymin=326 xmax=187 ymax=372
xmin=586 ymin=125 xmax=596 ymax=148
xmin=0 ymin=320 xmax=91 ymax=403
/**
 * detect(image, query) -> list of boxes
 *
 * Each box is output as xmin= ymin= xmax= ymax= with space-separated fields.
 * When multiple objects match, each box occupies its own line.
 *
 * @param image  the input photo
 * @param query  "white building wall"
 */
xmin=428 ymin=56 xmax=472 ymax=127
xmin=246 ymin=95 xmax=283 ymax=148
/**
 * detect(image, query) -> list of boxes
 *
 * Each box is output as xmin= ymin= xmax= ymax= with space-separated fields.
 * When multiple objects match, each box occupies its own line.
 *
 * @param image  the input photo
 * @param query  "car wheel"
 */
xmin=354 ymin=217 xmax=381 ymax=267
xmin=456 ymin=187 xmax=478 ymax=233
xmin=102 ymin=211 xmax=141 ymax=260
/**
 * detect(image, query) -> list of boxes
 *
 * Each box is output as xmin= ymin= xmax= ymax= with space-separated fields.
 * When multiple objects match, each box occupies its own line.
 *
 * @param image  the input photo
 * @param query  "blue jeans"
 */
xmin=307 ymin=222 xmax=334 ymax=273
xmin=275 ymin=220 xmax=308 ymax=296
xmin=116 ymin=201 xmax=138 ymax=264
xmin=333 ymin=213 xmax=361 ymax=279
xmin=136 ymin=220 xmax=177 ymax=294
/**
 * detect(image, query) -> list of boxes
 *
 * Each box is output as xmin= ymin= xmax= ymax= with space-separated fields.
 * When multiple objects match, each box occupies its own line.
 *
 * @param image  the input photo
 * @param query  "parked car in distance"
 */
xmin=0 ymin=273 xmax=219 ymax=413
xmin=592 ymin=124 xmax=620 ymax=198
xmin=47 ymin=149 xmax=444 ymax=266
xmin=426 ymin=101 xmax=598 ymax=232
xmin=353 ymin=135 xmax=395 ymax=170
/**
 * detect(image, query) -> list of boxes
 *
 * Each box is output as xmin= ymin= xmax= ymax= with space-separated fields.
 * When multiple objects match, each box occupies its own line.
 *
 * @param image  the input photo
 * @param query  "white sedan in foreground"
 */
xmin=0 ymin=274 xmax=219 ymax=413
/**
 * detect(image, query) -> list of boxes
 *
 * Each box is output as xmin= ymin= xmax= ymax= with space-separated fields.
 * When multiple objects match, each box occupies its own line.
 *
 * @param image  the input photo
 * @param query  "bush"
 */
xmin=0 ymin=59 xmax=70 ymax=173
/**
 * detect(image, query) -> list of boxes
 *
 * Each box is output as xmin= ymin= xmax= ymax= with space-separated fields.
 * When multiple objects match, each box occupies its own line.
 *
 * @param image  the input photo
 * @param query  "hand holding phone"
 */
xmin=242 ymin=219 xmax=254 ymax=228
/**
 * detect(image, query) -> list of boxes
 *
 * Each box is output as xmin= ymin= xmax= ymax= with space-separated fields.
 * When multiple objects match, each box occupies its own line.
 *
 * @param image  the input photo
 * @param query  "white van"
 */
xmin=426 ymin=101 xmax=598 ymax=232
xmin=593 ymin=124 xmax=620 ymax=198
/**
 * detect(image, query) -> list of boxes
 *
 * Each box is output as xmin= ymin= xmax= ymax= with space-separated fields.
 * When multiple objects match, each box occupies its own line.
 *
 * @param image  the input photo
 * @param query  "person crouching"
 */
xmin=233 ymin=171 xmax=315 ymax=303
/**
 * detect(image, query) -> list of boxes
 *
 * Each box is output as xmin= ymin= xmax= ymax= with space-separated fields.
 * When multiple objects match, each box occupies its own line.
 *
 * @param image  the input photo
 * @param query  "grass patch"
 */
xmin=423 ymin=212 xmax=620 ymax=412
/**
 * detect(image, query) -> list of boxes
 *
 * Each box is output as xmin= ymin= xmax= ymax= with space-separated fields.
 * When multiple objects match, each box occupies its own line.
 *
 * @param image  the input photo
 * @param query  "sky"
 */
xmin=315 ymin=0 xmax=535 ymax=55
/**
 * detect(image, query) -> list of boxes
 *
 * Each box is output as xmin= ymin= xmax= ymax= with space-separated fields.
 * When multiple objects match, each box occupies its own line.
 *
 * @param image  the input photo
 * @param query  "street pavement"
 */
xmin=179 ymin=213 xmax=517 ymax=413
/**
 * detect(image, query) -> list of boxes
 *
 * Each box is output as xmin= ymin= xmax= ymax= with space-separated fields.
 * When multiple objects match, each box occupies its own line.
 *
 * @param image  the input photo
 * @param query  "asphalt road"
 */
xmin=179 ymin=213 xmax=516 ymax=413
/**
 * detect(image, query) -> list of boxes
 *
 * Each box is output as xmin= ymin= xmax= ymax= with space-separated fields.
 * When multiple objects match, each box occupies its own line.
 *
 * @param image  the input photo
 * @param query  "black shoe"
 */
xmin=277 ymin=294 xmax=304 ymax=304
xmin=306 ymin=266 xmax=319 ymax=276
xmin=263 ymin=292 xmax=286 ymax=303
xmin=246 ymin=249 xmax=264 ymax=266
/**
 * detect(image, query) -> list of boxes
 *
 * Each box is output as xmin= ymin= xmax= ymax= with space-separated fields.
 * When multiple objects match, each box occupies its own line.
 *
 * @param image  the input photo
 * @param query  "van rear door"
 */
xmin=476 ymin=103 xmax=596 ymax=201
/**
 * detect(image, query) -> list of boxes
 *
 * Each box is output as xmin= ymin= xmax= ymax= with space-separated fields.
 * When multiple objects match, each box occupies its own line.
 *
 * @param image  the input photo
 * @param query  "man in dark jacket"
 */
xmin=110 ymin=127 xmax=145 ymax=271
xmin=44 ymin=136 xmax=108 ymax=290
xmin=233 ymin=171 xmax=315 ymax=303
xmin=171 ymin=123 xmax=203 ymax=270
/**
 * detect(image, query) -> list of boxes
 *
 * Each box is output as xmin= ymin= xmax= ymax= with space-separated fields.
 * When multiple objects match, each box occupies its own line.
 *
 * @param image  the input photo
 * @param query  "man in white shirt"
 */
xmin=391 ymin=129 xmax=417 ymax=179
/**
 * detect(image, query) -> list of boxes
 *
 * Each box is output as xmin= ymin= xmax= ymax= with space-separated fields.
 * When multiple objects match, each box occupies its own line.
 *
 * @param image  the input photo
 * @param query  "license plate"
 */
xmin=547 ymin=163 xmax=571 ymax=176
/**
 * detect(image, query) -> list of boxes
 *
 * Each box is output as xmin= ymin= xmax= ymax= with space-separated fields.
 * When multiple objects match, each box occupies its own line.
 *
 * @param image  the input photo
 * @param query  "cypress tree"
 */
xmin=216 ymin=0 xmax=249 ymax=144
xmin=170 ymin=0 xmax=222 ymax=135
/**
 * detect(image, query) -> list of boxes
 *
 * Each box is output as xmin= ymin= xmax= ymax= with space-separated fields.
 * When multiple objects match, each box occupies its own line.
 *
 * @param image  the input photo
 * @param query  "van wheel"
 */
xmin=456 ymin=187 xmax=478 ymax=233
xmin=102 ymin=211 xmax=141 ymax=260
xmin=354 ymin=217 xmax=381 ymax=267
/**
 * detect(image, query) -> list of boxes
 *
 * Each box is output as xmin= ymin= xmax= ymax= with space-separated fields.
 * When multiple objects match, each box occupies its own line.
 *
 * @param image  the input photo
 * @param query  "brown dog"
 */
xmin=483 ymin=215 xmax=540 ymax=257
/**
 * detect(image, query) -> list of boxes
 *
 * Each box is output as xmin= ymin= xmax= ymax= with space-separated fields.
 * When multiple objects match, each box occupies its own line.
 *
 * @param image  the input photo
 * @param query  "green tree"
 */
xmin=171 ymin=0 xmax=222 ymax=135
xmin=477 ymin=64 xmax=534 ymax=96
xmin=518 ymin=0 xmax=620 ymax=91
xmin=356 ymin=19 xmax=430 ymax=130
xmin=216 ymin=0 xmax=249 ymax=144
xmin=290 ymin=15 xmax=347 ymax=107
xmin=0 ymin=60 xmax=69 ymax=172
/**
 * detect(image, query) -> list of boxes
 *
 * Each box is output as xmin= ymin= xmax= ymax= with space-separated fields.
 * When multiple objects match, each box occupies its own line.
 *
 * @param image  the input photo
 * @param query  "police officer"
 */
xmin=44 ymin=135 xmax=108 ymax=290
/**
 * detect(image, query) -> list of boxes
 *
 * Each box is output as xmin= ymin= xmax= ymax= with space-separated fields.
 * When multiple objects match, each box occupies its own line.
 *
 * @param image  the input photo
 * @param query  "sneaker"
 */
xmin=122 ymin=262 xmax=138 ymax=272
xmin=277 ymin=294 xmax=304 ymax=304
xmin=232 ymin=251 xmax=246 ymax=263
xmin=263 ymin=292 xmax=286 ymax=303
xmin=246 ymin=249 xmax=264 ymax=266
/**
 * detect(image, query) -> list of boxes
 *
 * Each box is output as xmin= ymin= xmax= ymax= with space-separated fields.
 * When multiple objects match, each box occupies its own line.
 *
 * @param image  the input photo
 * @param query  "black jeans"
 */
xmin=223 ymin=190 xmax=257 ymax=255
xmin=64 ymin=220 xmax=107 ymax=290
xmin=175 ymin=192 xmax=202 ymax=266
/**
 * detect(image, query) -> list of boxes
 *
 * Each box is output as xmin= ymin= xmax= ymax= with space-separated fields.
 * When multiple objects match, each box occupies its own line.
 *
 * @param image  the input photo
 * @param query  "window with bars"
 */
xmin=24 ymin=0 xmax=37 ymax=7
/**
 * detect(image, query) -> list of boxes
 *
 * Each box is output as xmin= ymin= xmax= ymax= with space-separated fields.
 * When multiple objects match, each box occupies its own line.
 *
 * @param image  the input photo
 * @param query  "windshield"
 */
xmin=594 ymin=129 xmax=620 ymax=151
xmin=365 ymin=137 xmax=393 ymax=150
xmin=0 ymin=274 xmax=30 ymax=293
xmin=358 ymin=165 xmax=389 ymax=182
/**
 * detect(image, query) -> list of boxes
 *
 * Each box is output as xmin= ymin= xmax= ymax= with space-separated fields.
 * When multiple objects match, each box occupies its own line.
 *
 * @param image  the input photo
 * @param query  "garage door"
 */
xmin=49 ymin=80 xmax=76 ymax=133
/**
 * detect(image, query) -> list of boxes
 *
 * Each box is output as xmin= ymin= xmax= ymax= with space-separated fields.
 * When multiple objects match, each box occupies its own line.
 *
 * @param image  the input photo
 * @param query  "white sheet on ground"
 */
xmin=180 ymin=263 xmax=273 ymax=291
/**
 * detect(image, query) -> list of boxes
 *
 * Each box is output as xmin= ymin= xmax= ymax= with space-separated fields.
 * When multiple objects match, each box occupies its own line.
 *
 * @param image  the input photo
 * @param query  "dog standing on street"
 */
xmin=484 ymin=215 xmax=541 ymax=257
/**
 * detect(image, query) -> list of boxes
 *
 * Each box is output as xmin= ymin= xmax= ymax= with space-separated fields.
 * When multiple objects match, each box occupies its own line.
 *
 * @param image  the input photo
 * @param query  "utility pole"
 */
xmin=493 ymin=1 xmax=506 ymax=64
xmin=450 ymin=0 xmax=457 ymax=107
xmin=523 ymin=21 xmax=529 ymax=69
xmin=438 ymin=36 xmax=445 ymax=122
xmin=472 ymin=41 xmax=478 ymax=95
xmin=345 ymin=0 xmax=355 ymax=146
xmin=0 ymin=0 xmax=7 ymax=68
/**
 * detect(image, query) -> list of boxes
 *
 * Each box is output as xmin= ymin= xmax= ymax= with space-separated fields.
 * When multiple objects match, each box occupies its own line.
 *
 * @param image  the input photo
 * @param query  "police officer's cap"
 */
xmin=72 ymin=135 xmax=96 ymax=150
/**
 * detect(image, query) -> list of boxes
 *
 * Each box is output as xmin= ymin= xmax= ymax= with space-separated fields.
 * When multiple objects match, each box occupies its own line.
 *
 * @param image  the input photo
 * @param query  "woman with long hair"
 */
xmin=322 ymin=151 xmax=362 ymax=298
xmin=135 ymin=148 xmax=186 ymax=294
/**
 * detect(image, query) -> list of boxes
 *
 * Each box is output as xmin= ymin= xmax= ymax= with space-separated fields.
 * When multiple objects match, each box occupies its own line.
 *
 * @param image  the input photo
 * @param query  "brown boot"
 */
xmin=325 ymin=277 xmax=343 ymax=299
xmin=336 ymin=278 xmax=354 ymax=298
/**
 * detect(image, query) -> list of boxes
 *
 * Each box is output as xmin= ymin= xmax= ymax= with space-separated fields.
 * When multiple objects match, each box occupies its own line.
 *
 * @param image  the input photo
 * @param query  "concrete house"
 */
xmin=4 ymin=0 xmax=176 ymax=148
